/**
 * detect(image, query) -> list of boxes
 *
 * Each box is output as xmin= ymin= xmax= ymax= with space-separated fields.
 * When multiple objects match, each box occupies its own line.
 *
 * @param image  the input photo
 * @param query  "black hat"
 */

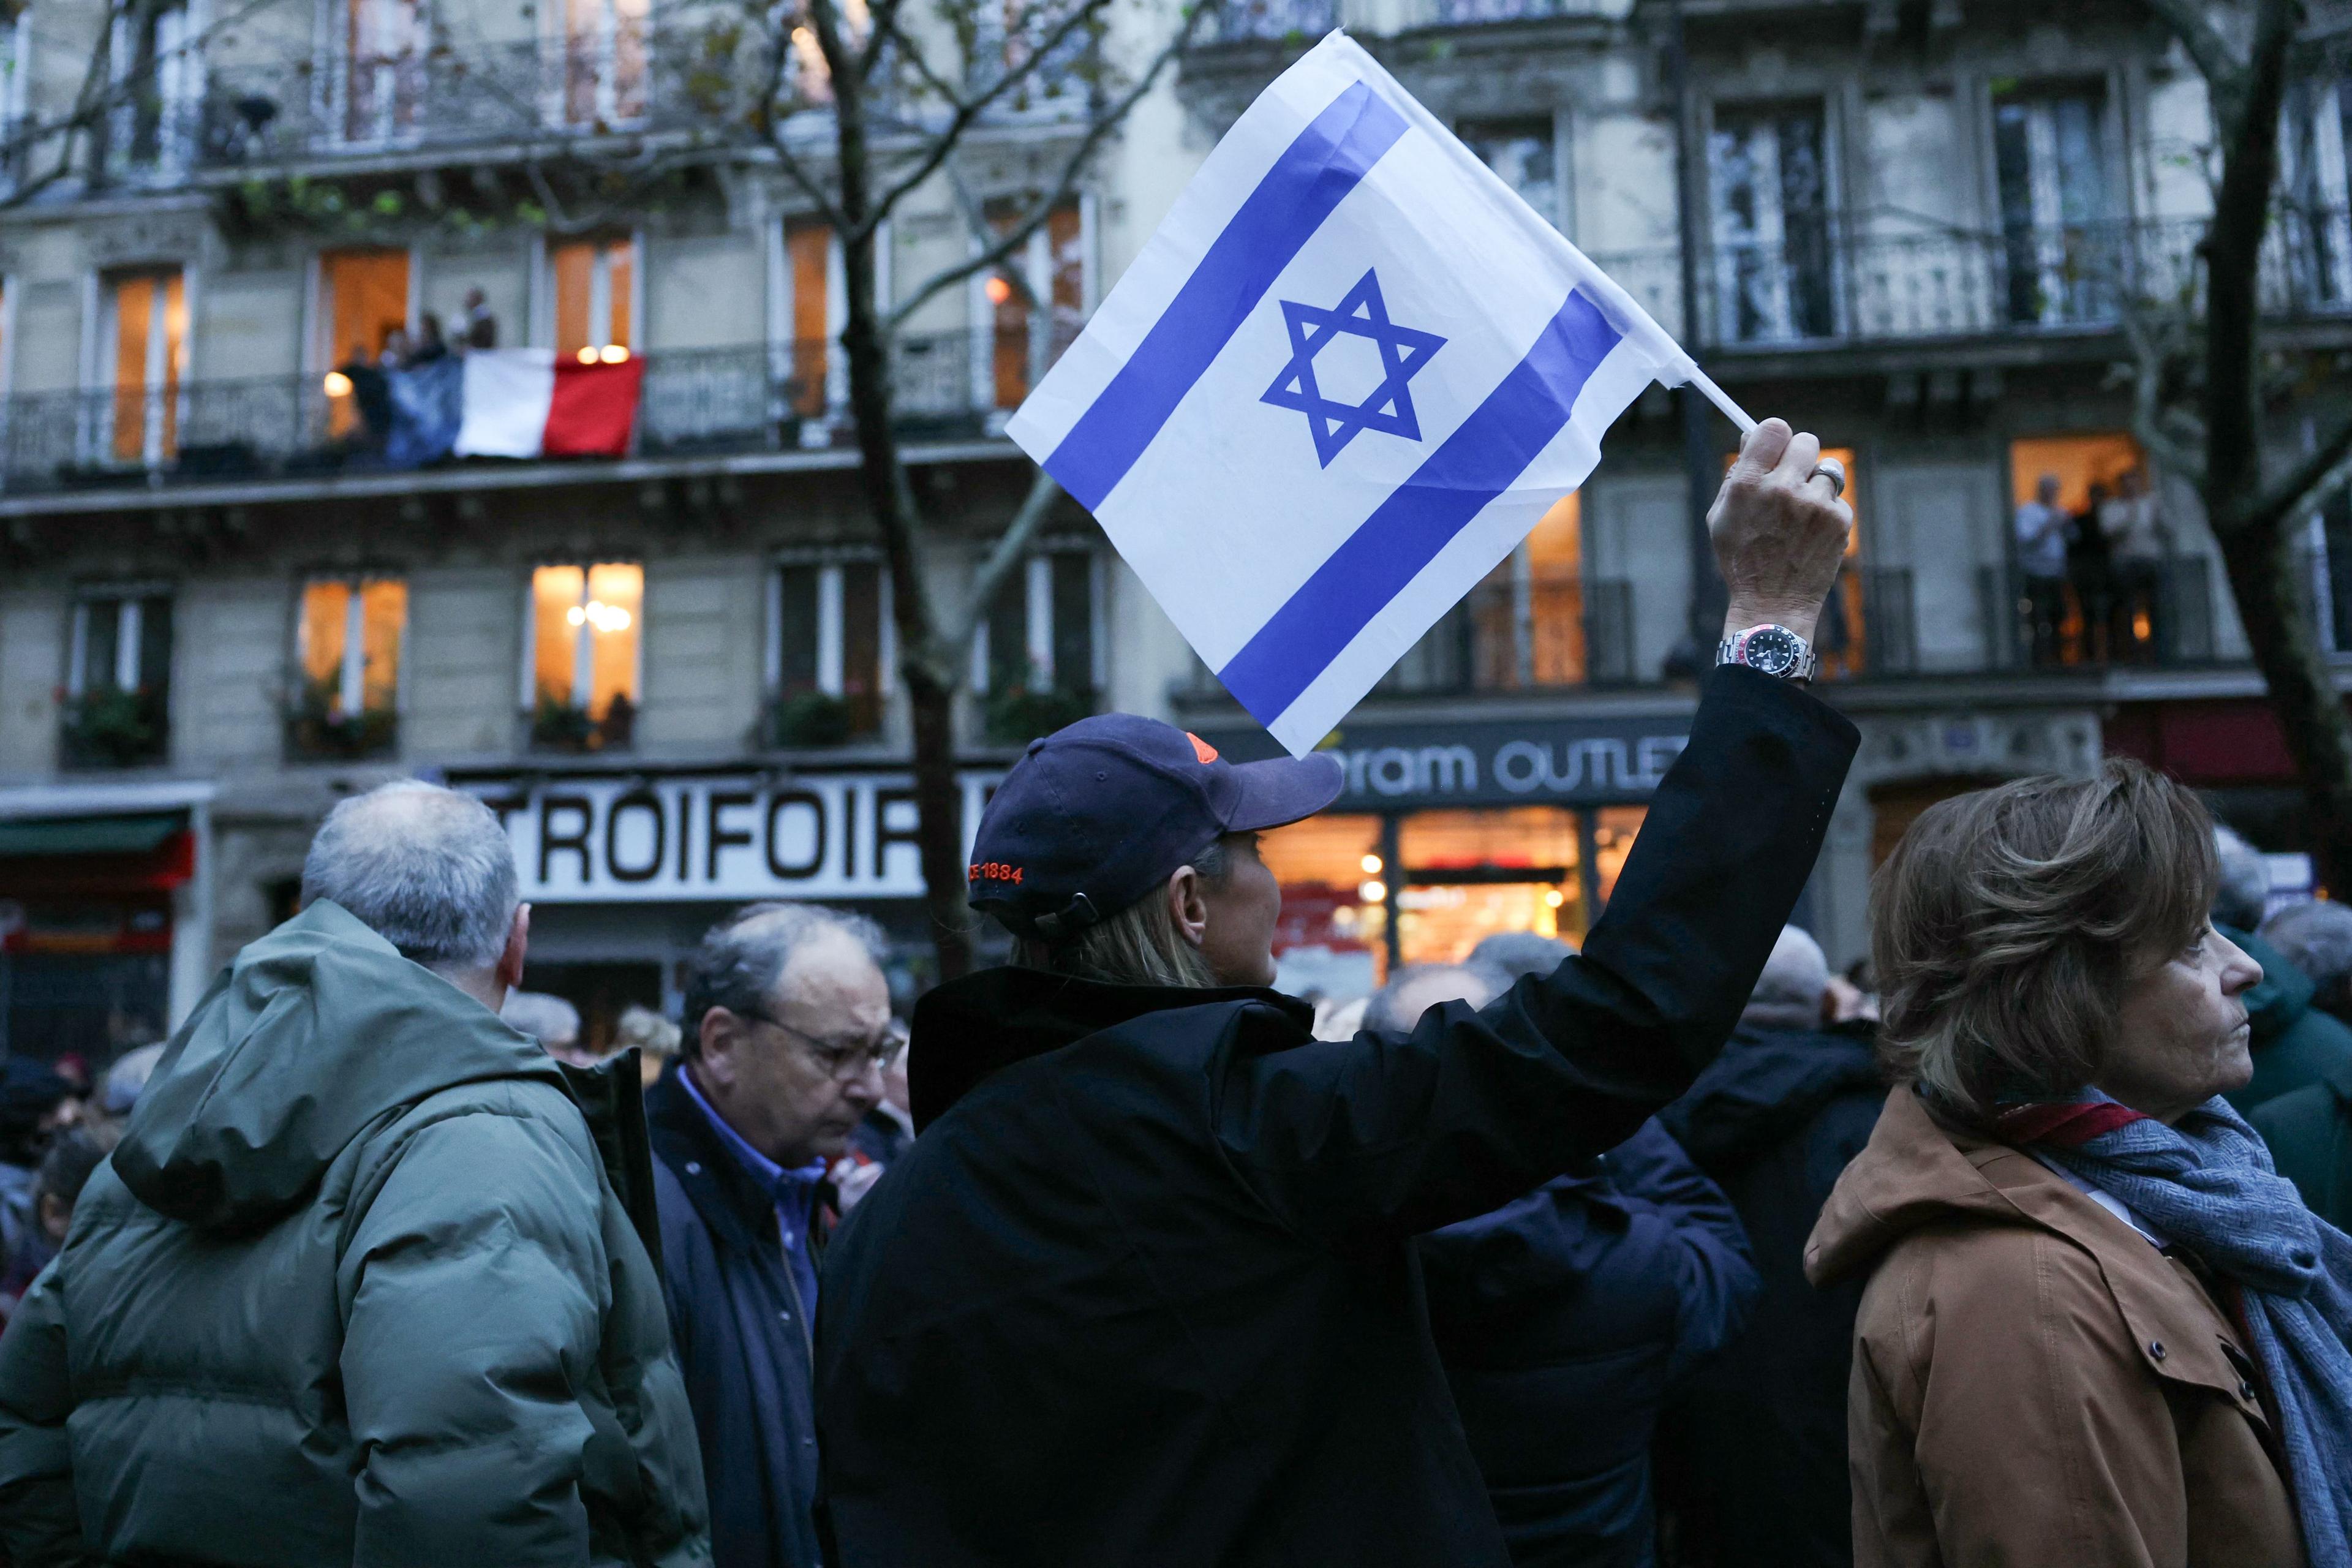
xmin=970 ymin=714 xmax=1343 ymax=942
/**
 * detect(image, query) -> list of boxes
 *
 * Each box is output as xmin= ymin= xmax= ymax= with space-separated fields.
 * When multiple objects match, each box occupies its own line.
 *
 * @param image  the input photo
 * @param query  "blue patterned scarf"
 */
xmin=1996 ymin=1091 xmax=2352 ymax=1567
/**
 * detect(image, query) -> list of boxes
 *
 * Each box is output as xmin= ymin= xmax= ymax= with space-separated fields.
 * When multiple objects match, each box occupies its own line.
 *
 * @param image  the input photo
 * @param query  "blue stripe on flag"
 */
xmin=1216 ymin=289 xmax=1623 ymax=728
xmin=1045 ymin=80 xmax=1410 ymax=511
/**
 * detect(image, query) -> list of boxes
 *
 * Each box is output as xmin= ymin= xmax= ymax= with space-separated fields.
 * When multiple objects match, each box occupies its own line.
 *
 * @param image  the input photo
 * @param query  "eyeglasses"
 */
xmin=738 ymin=1009 xmax=898 ymax=1082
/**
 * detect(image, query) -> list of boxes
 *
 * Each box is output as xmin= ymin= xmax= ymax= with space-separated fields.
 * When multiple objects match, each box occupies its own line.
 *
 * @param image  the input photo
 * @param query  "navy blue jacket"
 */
xmin=814 ymin=668 xmax=1858 ymax=1568
xmin=1418 ymin=1121 xmax=1757 ymax=1568
xmin=647 ymin=1063 xmax=827 ymax=1568
xmin=1653 ymin=1023 xmax=1885 ymax=1568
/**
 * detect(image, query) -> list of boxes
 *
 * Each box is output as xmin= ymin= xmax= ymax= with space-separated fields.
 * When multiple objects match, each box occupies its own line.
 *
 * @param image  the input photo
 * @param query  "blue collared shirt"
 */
xmin=679 ymin=1066 xmax=829 ymax=1321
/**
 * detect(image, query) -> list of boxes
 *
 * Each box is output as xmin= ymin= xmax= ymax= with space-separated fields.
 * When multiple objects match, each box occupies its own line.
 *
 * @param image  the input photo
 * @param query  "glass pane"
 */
xmin=137 ymin=597 xmax=172 ymax=699
xmin=552 ymin=241 xmax=595 ymax=358
xmin=1046 ymin=202 xmax=1085 ymax=351
xmin=1257 ymin=813 xmax=1387 ymax=988
xmin=776 ymin=565 xmax=820 ymax=695
xmin=532 ymin=564 xmax=586 ymax=706
xmin=987 ymin=576 xmax=1030 ymax=692
xmin=605 ymin=238 xmax=635 ymax=351
xmin=81 ymin=600 xmax=121 ymax=694
xmin=1396 ymin=807 xmax=1582 ymax=960
xmin=1460 ymin=118 xmax=1556 ymax=227
xmin=584 ymin=561 xmax=641 ymax=722
xmin=1593 ymin=806 xmax=1646 ymax=907
xmin=359 ymin=578 xmax=405 ymax=712
xmin=1050 ymin=554 xmax=1092 ymax=693
xmin=788 ymin=222 xmax=831 ymax=417
xmin=1527 ymin=493 xmax=1585 ymax=684
xmin=840 ymin=562 xmax=883 ymax=734
xmin=111 ymin=274 xmax=155 ymax=462
xmin=299 ymin=579 xmax=352 ymax=693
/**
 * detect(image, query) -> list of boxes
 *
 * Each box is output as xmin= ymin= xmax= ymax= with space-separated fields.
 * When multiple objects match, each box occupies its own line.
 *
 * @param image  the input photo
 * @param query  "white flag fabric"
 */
xmin=1006 ymin=32 xmax=1698 ymax=755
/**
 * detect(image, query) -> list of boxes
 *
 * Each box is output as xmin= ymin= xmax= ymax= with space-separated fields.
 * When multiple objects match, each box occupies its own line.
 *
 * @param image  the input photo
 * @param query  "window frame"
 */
xmin=520 ymin=559 xmax=646 ymax=746
xmin=968 ymin=543 xmax=1104 ymax=697
xmin=766 ymin=551 xmax=896 ymax=742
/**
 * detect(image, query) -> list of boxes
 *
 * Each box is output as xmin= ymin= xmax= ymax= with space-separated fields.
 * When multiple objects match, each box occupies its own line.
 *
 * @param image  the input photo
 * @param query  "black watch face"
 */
xmin=1742 ymin=626 xmax=1804 ymax=676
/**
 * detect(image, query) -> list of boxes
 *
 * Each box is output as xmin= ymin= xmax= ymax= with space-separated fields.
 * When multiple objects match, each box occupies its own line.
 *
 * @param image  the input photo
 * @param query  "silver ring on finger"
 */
xmin=1809 ymin=458 xmax=1845 ymax=500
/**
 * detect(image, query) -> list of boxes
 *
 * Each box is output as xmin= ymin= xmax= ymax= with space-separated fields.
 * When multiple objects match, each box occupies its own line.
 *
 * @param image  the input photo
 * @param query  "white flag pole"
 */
xmin=1683 ymin=361 xmax=1758 ymax=436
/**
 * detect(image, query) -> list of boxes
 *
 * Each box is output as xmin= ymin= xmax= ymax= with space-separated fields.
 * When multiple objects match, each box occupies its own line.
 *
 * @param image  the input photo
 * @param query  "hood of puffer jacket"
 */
xmin=2220 ymin=924 xmax=2316 ymax=1045
xmin=1656 ymin=1020 xmax=1883 ymax=1177
xmin=112 ymin=899 xmax=565 ymax=1232
xmin=1803 ymin=1084 xmax=2026 ymax=1288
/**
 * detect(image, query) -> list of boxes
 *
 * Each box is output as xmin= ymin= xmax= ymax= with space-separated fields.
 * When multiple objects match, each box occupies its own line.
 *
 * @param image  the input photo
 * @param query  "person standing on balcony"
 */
xmin=2103 ymin=469 xmax=2173 ymax=663
xmin=462 ymin=287 xmax=499 ymax=350
xmin=2015 ymin=472 xmax=2071 ymax=665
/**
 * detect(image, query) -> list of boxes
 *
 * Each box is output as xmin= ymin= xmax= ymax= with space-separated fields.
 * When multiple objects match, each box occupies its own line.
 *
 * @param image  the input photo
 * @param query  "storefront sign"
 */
xmin=1199 ymin=714 xmax=1694 ymax=812
xmin=467 ymin=771 xmax=1000 ymax=903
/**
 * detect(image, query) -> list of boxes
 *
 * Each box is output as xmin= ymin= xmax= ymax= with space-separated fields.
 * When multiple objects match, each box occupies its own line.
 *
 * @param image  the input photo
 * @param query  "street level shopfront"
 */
xmin=1198 ymin=712 xmax=1694 ymax=1003
xmin=452 ymin=763 xmax=1000 ymax=1048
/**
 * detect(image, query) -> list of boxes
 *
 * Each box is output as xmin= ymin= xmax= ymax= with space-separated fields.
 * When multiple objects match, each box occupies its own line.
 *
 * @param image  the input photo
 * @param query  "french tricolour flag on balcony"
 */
xmin=454 ymin=349 xmax=647 ymax=460
xmin=1006 ymin=32 xmax=1701 ymax=755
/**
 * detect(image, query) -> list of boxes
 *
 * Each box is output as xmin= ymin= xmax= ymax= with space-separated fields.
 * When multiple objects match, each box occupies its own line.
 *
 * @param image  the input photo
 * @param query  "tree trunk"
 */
xmin=2212 ymin=518 xmax=2352 ymax=886
xmin=821 ymin=1 xmax=976 ymax=979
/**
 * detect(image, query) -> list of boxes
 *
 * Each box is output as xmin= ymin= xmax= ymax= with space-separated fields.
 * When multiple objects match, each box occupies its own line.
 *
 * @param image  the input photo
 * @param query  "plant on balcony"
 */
xmin=59 ymin=686 xmax=168 ymax=769
xmin=531 ymin=695 xmax=598 ymax=753
xmin=984 ymin=682 xmax=1096 ymax=747
xmin=767 ymin=690 xmax=856 ymax=747
xmin=285 ymin=676 xmax=398 ymax=760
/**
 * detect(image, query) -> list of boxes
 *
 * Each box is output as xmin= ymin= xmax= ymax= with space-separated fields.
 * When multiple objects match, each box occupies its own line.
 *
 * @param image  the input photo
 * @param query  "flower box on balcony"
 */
xmin=985 ymin=683 xmax=1095 ymax=746
xmin=59 ymin=687 xmax=170 ymax=770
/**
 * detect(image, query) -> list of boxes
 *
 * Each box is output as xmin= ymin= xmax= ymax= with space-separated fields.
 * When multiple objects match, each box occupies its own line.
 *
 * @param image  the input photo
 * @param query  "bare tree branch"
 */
xmin=884 ymin=0 xmax=1219 ymax=330
xmin=2116 ymin=306 xmax=2207 ymax=484
xmin=2141 ymin=0 xmax=2247 ymax=104
xmin=753 ymin=12 xmax=848 ymax=230
xmin=953 ymin=466 xmax=1064 ymax=646
xmin=2239 ymin=415 xmax=2352 ymax=536
xmin=853 ymin=0 xmax=1119 ymax=243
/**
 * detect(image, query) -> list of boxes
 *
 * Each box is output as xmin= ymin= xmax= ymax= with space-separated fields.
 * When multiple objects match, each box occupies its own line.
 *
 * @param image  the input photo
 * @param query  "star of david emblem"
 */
xmin=1261 ymin=269 xmax=1446 ymax=468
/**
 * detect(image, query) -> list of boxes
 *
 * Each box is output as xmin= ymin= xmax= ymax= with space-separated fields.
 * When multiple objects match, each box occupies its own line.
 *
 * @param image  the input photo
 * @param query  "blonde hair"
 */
xmin=1872 ymin=761 xmax=2217 ymax=1121
xmin=1014 ymin=840 xmax=1231 ymax=989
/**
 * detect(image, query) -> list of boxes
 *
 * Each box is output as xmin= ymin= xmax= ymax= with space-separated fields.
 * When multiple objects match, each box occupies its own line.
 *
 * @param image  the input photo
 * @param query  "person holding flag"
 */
xmin=813 ymin=413 xmax=1858 ymax=1567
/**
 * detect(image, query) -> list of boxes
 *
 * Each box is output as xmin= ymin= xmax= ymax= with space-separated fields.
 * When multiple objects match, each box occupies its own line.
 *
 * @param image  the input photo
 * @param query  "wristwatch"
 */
xmin=1717 ymin=624 xmax=1817 ymax=682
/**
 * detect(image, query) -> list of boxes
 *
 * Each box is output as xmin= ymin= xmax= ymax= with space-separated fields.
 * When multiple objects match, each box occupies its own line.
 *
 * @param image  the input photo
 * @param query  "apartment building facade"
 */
xmin=2 ymin=0 xmax=2347 ymax=1057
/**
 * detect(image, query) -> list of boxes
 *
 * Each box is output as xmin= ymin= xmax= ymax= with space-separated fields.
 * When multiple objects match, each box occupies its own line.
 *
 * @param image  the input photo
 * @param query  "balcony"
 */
xmin=1588 ymin=212 xmax=2352 ymax=352
xmin=0 ymin=330 xmax=1061 ymax=497
xmin=1207 ymin=0 xmax=1611 ymax=43
xmin=189 ymin=26 xmax=766 ymax=171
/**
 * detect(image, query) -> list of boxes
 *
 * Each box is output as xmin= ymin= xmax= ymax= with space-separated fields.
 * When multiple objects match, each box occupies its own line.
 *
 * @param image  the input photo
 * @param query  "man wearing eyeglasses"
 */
xmin=647 ymin=901 xmax=895 ymax=1568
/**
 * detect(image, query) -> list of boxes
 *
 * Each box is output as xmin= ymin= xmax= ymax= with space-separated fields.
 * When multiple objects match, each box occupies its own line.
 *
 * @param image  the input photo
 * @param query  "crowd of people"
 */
xmin=2013 ymin=466 xmax=2176 ymax=667
xmin=1 ymin=418 xmax=2348 ymax=1567
xmin=336 ymin=286 xmax=502 ymax=453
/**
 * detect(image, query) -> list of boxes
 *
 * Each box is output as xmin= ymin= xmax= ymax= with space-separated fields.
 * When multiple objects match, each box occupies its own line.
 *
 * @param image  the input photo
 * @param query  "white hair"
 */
xmin=500 ymin=990 xmax=582 ymax=1047
xmin=301 ymin=780 xmax=521 ymax=972
xmin=1364 ymin=963 xmax=1501 ymax=1035
xmin=1742 ymin=925 xmax=1830 ymax=1031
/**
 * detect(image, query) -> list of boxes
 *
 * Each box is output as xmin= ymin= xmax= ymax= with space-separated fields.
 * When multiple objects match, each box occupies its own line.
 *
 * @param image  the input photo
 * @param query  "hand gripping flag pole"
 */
xmin=1008 ymin=32 xmax=1753 ymax=755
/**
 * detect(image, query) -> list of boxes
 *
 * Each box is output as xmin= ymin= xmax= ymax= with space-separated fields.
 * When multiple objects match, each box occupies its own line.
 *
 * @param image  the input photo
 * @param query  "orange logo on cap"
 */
xmin=1187 ymin=733 xmax=1219 ymax=764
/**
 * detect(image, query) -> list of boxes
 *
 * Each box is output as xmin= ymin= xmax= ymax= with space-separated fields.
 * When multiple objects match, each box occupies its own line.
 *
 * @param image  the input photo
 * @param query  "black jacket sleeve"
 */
xmin=1211 ymin=665 xmax=1858 ymax=1242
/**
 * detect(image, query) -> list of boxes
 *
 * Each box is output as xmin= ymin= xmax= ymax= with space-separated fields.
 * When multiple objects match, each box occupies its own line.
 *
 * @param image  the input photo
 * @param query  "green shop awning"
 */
xmin=0 ymin=813 xmax=187 ymax=857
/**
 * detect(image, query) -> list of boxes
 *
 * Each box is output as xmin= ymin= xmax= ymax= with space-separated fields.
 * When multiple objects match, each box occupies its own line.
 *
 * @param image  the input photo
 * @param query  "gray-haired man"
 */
xmin=0 ymin=781 xmax=710 ymax=1567
xmin=647 ymin=902 xmax=891 ymax=1568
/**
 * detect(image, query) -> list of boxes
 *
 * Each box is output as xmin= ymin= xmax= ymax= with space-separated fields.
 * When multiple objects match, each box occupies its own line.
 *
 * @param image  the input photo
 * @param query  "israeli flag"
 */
xmin=1006 ymin=32 xmax=1705 ymax=755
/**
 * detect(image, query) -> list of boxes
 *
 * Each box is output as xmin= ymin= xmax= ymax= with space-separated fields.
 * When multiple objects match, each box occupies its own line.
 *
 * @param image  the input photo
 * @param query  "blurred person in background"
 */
xmin=0 ymin=1061 xmax=78 ymax=1277
xmin=847 ymin=1019 xmax=914 ymax=1174
xmin=1371 ymin=961 xmax=1757 ymax=1568
xmin=86 ymin=1042 xmax=165 ymax=1148
xmin=0 ymin=780 xmax=707 ymax=1566
xmin=2249 ymin=901 xmax=2352 ymax=1231
xmin=650 ymin=903 xmax=890 ymax=1568
xmin=617 ymin=1005 xmax=683 ymax=1093
xmin=2211 ymin=827 xmax=2352 ymax=1112
xmin=502 ymin=989 xmax=591 ymax=1067
xmin=1809 ymin=764 xmax=2350 ymax=1568
xmin=1656 ymin=927 xmax=1885 ymax=1568
xmin=0 ymin=1131 xmax=105 ymax=1327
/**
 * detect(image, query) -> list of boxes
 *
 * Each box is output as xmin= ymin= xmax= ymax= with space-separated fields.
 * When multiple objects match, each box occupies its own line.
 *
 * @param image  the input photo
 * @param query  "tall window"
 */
xmin=1384 ymin=495 xmax=1588 ymax=693
xmin=981 ymin=198 xmax=1085 ymax=412
xmin=1709 ymin=102 xmax=1835 ymax=342
xmin=2280 ymin=77 xmax=2352 ymax=310
xmin=783 ymin=220 xmax=835 ymax=419
xmin=107 ymin=0 xmax=203 ymax=178
xmin=769 ymin=559 xmax=888 ymax=744
xmin=529 ymin=563 xmax=642 ymax=750
xmin=292 ymin=577 xmax=405 ymax=758
xmin=339 ymin=0 xmax=426 ymax=143
xmin=102 ymin=268 xmax=187 ymax=466
xmin=62 ymin=590 xmax=173 ymax=769
xmin=562 ymin=0 xmax=648 ymax=126
xmin=551 ymin=236 xmax=635 ymax=361
xmin=1992 ymin=85 xmax=2112 ymax=325
xmin=0 ymin=15 xmax=33 ymax=187
xmin=974 ymin=549 xmax=1100 ymax=742
xmin=1461 ymin=118 xmax=1560 ymax=230
xmin=317 ymin=248 xmax=410 ymax=439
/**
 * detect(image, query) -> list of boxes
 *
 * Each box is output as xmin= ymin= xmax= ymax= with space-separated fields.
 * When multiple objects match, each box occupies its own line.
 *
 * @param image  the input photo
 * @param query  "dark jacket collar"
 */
xmin=909 ymin=965 xmax=1313 ymax=1132
xmin=645 ymin=1061 xmax=834 ymax=1257
xmin=1658 ymin=1021 xmax=1883 ymax=1175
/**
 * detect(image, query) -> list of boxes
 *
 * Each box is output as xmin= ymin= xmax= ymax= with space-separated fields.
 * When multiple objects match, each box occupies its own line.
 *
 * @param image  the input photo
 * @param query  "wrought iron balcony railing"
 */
xmin=0 ymin=328 xmax=1069 ymax=496
xmin=1588 ymin=211 xmax=2352 ymax=350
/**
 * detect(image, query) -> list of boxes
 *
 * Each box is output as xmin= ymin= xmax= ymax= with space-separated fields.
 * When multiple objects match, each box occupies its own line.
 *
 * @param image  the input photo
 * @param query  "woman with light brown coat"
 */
xmin=1806 ymin=763 xmax=2352 ymax=1568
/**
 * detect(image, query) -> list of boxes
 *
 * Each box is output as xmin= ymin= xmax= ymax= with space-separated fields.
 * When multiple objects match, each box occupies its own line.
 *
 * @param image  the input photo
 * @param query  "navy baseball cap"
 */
xmin=970 ymin=714 xmax=1343 ymax=942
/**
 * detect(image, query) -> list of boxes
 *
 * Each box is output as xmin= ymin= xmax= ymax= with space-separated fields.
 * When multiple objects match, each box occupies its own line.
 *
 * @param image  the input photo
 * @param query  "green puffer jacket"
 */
xmin=0 ymin=900 xmax=711 ymax=1567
